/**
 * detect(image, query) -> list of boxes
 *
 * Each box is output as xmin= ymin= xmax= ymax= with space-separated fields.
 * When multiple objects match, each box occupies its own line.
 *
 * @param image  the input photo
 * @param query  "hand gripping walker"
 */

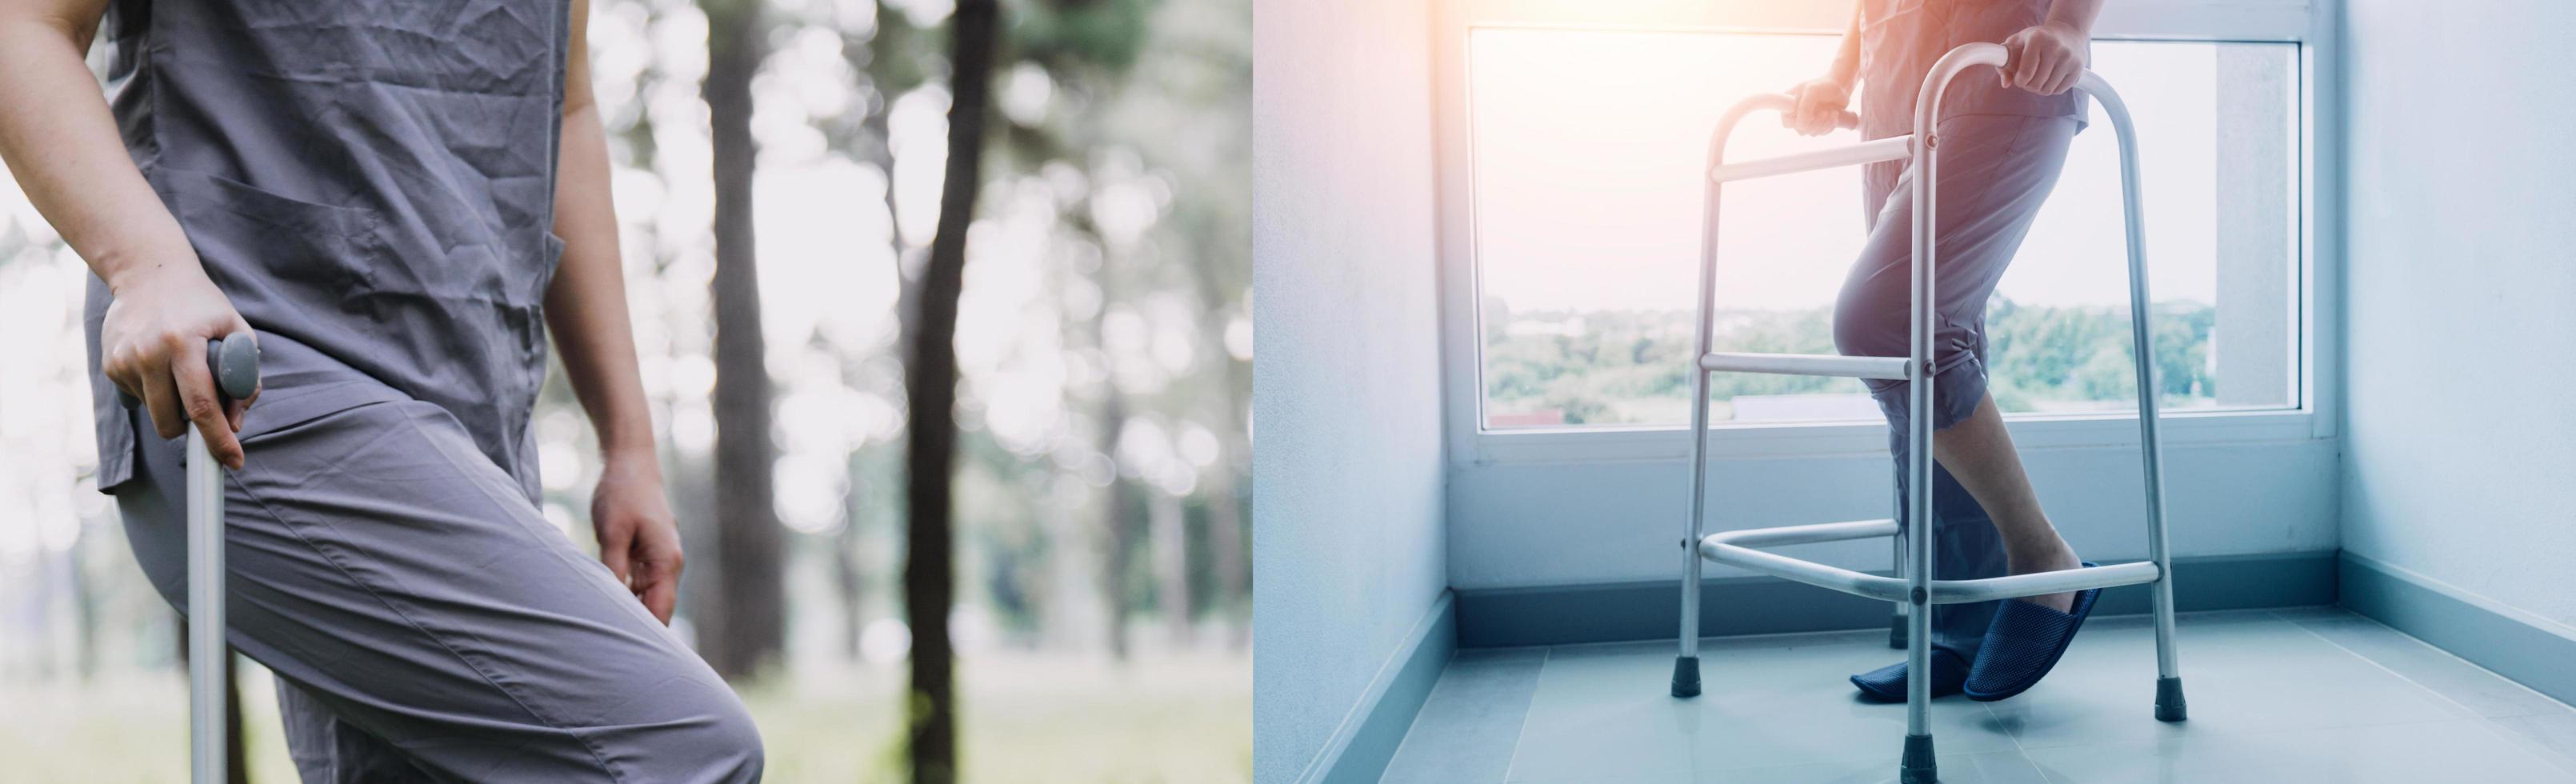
xmin=1666 ymin=43 xmax=2184 ymax=784
xmin=189 ymin=331 xmax=260 ymax=784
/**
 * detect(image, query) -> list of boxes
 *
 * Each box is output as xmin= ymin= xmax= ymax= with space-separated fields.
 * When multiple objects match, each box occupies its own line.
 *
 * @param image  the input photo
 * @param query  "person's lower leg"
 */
xmin=1930 ymin=393 xmax=2082 ymax=611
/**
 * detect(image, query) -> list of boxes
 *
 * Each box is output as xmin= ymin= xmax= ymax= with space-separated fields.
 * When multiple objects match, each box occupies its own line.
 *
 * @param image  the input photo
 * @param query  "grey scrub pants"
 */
xmin=1834 ymin=113 xmax=2080 ymax=663
xmin=112 ymin=336 xmax=762 ymax=783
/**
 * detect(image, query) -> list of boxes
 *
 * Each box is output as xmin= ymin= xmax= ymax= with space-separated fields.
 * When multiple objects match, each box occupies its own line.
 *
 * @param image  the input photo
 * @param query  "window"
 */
xmin=1466 ymin=28 xmax=2302 ymax=430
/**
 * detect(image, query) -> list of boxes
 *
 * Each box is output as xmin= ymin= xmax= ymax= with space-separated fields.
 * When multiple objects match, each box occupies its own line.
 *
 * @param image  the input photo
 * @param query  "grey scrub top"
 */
xmin=82 ymin=0 xmax=574 ymax=499
xmin=1857 ymin=0 xmax=2088 ymax=142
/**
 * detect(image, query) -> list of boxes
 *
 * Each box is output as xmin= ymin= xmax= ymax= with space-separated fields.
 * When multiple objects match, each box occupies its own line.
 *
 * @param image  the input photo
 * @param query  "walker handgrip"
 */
xmin=208 ymin=332 xmax=259 ymax=402
xmin=1764 ymin=93 xmax=1861 ymax=130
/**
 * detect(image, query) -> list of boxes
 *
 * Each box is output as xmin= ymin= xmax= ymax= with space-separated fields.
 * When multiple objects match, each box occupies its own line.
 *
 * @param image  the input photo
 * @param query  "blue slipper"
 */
xmin=1964 ymin=562 xmax=2102 ymax=702
xmin=1850 ymin=647 xmax=1970 ymax=702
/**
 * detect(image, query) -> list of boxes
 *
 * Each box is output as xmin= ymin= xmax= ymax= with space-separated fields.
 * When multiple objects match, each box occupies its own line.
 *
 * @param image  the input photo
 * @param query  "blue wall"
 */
xmin=2340 ymin=1 xmax=2576 ymax=633
xmin=1250 ymin=0 xmax=1449 ymax=781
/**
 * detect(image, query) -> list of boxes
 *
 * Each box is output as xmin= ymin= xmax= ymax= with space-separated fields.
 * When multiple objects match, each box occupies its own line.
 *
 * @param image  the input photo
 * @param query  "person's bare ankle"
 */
xmin=2006 ymin=534 xmax=2082 ymax=612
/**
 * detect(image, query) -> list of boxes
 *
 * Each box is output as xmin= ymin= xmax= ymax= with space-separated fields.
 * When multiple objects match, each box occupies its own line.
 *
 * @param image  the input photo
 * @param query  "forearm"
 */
xmin=544 ymin=98 xmax=657 ymax=467
xmin=2044 ymin=0 xmax=2105 ymax=35
xmin=0 ymin=6 xmax=199 ymax=294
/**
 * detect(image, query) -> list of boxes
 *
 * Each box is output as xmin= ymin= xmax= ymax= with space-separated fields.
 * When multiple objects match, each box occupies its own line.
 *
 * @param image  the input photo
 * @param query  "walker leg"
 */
xmin=1672 ymin=410 xmax=1710 ymax=698
xmin=1900 ymin=66 xmax=1941 ymax=782
xmin=1900 ymin=732 xmax=1938 ymax=784
xmin=1887 ymin=524 xmax=1908 ymax=650
xmin=1676 ymin=139 xmax=1731 ymax=700
xmin=2098 ymin=78 xmax=2186 ymax=724
xmin=1670 ymin=654 xmax=1701 ymax=698
xmin=1672 ymin=388 xmax=1710 ymax=698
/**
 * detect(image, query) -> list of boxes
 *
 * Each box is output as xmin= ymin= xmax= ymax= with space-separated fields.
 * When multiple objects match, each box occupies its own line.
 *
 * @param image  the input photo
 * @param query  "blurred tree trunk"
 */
xmin=835 ymin=511 xmax=867 ymax=661
xmin=70 ymin=534 xmax=98 ymax=680
xmin=225 ymin=654 xmax=247 ymax=784
xmin=1082 ymin=230 xmax=1139 ymax=661
xmin=1094 ymin=390 xmax=1136 ymax=660
xmin=699 ymin=0 xmax=784 ymax=680
xmin=1190 ymin=262 xmax=1250 ymax=647
xmin=1150 ymin=489 xmax=1189 ymax=645
xmin=906 ymin=1 xmax=999 ymax=781
xmin=839 ymin=7 xmax=916 ymax=667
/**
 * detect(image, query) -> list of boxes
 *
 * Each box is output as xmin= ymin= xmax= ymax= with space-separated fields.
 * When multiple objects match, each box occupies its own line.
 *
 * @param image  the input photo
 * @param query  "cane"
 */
xmin=189 ymin=331 xmax=259 ymax=784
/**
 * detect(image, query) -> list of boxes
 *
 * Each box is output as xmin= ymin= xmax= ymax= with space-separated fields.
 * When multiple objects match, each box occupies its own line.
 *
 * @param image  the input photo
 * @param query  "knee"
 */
xmin=688 ymin=695 xmax=766 ymax=781
xmin=700 ymin=696 xmax=757 ymax=778
xmin=626 ymin=681 xmax=764 ymax=782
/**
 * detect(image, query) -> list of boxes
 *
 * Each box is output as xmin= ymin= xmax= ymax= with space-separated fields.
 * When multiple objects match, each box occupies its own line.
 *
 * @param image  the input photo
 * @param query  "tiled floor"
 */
xmin=1383 ymin=607 xmax=2576 ymax=783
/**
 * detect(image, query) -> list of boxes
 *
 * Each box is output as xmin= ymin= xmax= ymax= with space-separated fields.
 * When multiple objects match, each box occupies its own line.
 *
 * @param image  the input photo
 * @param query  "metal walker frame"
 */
xmin=1665 ymin=43 xmax=2185 ymax=784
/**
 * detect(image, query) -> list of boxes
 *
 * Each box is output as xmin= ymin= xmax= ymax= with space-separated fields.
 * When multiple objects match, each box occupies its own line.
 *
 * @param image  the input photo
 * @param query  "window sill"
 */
xmin=1457 ymin=406 xmax=2322 ymax=466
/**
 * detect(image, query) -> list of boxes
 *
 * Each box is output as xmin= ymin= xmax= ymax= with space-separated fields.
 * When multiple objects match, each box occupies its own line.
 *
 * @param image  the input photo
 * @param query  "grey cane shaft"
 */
xmin=190 ymin=333 xmax=257 ymax=784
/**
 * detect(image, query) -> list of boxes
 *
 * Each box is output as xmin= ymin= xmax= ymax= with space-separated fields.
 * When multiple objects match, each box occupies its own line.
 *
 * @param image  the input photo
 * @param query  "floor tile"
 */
xmin=1506 ymin=751 xmax=2050 ymax=784
xmin=2020 ymin=718 xmax=2576 ymax=783
xmin=2488 ymin=707 xmax=2576 ymax=777
xmin=1507 ymin=636 xmax=2018 ymax=781
xmin=1699 ymin=750 xmax=2051 ymax=784
xmin=1389 ymin=612 xmax=2576 ymax=784
xmin=1979 ymin=614 xmax=2460 ymax=749
xmin=1384 ymin=648 xmax=1549 ymax=784
xmin=2288 ymin=615 xmax=2570 ymax=719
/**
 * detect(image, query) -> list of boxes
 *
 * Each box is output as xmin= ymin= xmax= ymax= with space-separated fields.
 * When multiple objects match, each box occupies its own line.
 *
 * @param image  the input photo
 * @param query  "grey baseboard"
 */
xmin=1309 ymin=590 xmax=1456 ymax=784
xmin=2338 ymin=552 xmax=2576 ymax=710
xmin=1454 ymin=550 xmax=2339 ymax=649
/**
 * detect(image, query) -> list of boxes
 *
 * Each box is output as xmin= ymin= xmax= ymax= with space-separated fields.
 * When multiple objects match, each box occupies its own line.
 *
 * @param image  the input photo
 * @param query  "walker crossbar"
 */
xmin=1709 ymin=134 xmax=1914 ymax=183
xmin=1698 ymin=519 xmax=2163 ymax=605
xmin=1700 ymin=352 xmax=1910 ymax=380
xmin=1666 ymin=43 xmax=2185 ymax=784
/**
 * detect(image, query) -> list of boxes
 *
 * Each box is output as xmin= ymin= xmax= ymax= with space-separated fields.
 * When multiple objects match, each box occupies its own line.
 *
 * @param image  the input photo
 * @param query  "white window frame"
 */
xmin=1431 ymin=0 xmax=2342 ymax=466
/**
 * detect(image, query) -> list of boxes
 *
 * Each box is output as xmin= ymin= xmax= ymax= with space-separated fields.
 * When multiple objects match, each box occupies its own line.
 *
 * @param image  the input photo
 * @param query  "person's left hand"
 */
xmin=592 ymin=456 xmax=685 ymax=624
xmin=1999 ymin=21 xmax=2087 ymax=95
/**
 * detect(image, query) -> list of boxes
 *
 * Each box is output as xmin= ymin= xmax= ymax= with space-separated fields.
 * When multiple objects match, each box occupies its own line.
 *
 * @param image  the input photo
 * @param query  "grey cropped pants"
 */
xmin=1833 ymin=113 xmax=2080 ymax=662
xmin=111 ymin=337 xmax=762 ymax=783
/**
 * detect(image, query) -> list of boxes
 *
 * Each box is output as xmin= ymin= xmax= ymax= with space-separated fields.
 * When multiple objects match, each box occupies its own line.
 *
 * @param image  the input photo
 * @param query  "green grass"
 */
xmin=0 ymin=651 xmax=1249 ymax=783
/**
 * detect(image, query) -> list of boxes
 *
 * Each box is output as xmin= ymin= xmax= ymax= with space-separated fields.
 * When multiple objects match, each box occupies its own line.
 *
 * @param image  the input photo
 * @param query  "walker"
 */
xmin=1667 ymin=42 xmax=2184 ymax=784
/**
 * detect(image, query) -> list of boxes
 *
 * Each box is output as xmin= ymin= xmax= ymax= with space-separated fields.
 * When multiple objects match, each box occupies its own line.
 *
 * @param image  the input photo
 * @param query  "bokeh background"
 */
xmin=0 ymin=0 xmax=1249 ymax=780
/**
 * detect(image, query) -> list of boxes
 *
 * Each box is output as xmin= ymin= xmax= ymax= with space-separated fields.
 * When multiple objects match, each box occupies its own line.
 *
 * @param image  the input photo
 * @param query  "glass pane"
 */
xmin=1469 ymin=28 xmax=2300 ymax=429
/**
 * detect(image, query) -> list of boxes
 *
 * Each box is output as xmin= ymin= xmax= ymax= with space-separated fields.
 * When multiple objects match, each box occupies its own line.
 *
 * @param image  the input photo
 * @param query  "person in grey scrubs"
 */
xmin=0 ymin=0 xmax=762 ymax=780
xmin=1780 ymin=0 xmax=2105 ymax=700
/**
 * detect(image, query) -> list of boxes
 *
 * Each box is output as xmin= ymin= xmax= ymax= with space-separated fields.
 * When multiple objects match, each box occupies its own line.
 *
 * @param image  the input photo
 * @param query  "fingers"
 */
xmin=597 ymin=521 xmax=635 ymax=586
xmin=2031 ymin=55 xmax=2064 ymax=94
xmin=138 ymin=352 xmax=184 ymax=441
xmin=2050 ymin=58 xmax=2083 ymax=94
xmin=640 ymin=570 xmax=678 ymax=625
xmin=1790 ymin=92 xmax=1835 ymax=136
xmin=1786 ymin=88 xmax=1818 ymax=135
xmin=2001 ymin=31 xmax=2085 ymax=94
xmin=226 ymin=320 xmax=259 ymax=433
xmin=2016 ymin=50 xmax=2050 ymax=91
xmin=2001 ymin=35 xmax=2025 ymax=88
xmin=637 ymin=547 xmax=682 ymax=625
xmin=171 ymin=340 xmax=246 ymax=470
